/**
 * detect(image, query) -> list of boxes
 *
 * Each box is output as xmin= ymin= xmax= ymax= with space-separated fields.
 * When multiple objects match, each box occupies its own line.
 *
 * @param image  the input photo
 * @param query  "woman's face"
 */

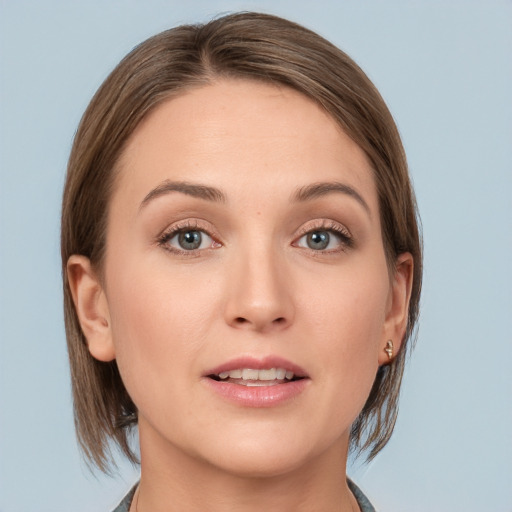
xmin=88 ymin=79 xmax=409 ymax=476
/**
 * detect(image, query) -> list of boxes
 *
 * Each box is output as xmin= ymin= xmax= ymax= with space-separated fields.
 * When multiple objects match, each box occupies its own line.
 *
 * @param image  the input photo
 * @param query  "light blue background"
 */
xmin=1 ymin=1 xmax=511 ymax=511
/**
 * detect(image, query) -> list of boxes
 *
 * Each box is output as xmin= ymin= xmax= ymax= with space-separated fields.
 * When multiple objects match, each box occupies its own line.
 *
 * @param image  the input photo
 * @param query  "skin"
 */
xmin=68 ymin=79 xmax=413 ymax=512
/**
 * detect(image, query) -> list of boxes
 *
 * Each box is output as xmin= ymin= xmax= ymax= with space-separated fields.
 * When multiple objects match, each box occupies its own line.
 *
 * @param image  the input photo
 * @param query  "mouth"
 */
xmin=204 ymin=357 xmax=309 ymax=407
xmin=208 ymin=367 xmax=305 ymax=387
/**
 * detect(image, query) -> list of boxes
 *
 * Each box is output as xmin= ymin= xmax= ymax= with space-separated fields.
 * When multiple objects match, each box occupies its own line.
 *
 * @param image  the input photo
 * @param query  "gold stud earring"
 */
xmin=384 ymin=340 xmax=393 ymax=360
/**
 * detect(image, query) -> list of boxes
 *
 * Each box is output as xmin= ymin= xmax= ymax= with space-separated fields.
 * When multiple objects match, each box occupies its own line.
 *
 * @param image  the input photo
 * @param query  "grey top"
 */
xmin=112 ymin=479 xmax=376 ymax=512
xmin=112 ymin=485 xmax=136 ymax=512
xmin=348 ymin=479 xmax=377 ymax=512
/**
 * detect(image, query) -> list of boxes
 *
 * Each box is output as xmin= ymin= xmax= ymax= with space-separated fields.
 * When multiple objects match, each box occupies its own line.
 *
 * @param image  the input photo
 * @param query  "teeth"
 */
xmin=258 ymin=368 xmax=277 ymax=380
xmin=242 ymin=369 xmax=259 ymax=380
xmin=216 ymin=368 xmax=295 ymax=381
xmin=245 ymin=380 xmax=280 ymax=387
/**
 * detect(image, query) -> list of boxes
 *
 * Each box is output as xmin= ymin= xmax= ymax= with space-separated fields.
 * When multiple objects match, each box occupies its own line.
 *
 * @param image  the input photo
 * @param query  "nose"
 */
xmin=224 ymin=246 xmax=295 ymax=333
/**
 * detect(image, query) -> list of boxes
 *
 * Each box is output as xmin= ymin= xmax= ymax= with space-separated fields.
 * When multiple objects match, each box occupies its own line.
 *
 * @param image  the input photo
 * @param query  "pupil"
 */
xmin=179 ymin=230 xmax=202 ymax=250
xmin=307 ymin=231 xmax=329 ymax=250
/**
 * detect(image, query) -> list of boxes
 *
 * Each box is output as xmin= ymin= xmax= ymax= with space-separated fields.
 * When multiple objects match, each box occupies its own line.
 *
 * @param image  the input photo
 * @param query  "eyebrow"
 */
xmin=293 ymin=181 xmax=371 ymax=215
xmin=139 ymin=179 xmax=370 ymax=215
xmin=139 ymin=180 xmax=226 ymax=209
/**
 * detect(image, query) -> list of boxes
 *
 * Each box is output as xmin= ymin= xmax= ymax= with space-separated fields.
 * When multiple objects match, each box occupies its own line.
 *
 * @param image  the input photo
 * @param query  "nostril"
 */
xmin=231 ymin=316 xmax=288 ymax=329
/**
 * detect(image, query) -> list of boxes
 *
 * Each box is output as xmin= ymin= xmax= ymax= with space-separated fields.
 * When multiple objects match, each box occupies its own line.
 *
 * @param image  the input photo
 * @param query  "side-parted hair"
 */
xmin=61 ymin=12 xmax=422 ymax=471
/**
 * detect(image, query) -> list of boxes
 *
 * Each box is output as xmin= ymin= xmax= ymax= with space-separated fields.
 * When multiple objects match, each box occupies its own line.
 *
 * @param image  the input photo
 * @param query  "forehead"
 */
xmin=113 ymin=79 xmax=377 ymax=212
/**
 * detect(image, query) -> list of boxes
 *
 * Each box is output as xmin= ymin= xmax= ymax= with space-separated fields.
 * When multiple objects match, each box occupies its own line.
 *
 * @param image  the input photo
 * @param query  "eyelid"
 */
xmin=296 ymin=218 xmax=351 ymax=237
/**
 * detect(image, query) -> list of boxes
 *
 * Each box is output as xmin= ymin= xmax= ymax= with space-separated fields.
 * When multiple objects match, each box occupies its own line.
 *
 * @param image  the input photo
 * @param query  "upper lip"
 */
xmin=205 ymin=355 xmax=309 ymax=378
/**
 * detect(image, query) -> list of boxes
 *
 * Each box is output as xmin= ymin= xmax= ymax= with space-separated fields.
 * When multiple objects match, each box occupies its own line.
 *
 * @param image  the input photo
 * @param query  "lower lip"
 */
xmin=203 ymin=378 xmax=309 ymax=407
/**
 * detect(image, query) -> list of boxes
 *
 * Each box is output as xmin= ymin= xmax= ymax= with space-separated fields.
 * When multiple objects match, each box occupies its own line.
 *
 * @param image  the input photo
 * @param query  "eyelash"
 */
xmin=156 ymin=219 xmax=353 ymax=256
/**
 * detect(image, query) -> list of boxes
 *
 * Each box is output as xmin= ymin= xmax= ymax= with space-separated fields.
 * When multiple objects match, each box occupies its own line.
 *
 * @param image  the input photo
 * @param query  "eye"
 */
xmin=158 ymin=223 xmax=220 ymax=254
xmin=167 ymin=229 xmax=213 ymax=251
xmin=297 ymin=230 xmax=337 ymax=251
xmin=177 ymin=230 xmax=207 ymax=250
xmin=294 ymin=222 xmax=353 ymax=252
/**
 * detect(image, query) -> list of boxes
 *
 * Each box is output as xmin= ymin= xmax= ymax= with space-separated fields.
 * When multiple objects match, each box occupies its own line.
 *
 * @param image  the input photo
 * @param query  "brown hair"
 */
xmin=61 ymin=11 xmax=422 ymax=471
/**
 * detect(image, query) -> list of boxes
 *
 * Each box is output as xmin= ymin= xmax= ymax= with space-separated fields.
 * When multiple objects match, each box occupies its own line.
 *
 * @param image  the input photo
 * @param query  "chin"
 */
xmin=208 ymin=448 xmax=311 ymax=479
xmin=193 ymin=428 xmax=335 ymax=479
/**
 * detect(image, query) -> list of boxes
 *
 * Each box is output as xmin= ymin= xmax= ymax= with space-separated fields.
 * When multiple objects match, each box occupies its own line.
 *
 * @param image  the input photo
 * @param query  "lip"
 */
xmin=203 ymin=355 xmax=310 ymax=408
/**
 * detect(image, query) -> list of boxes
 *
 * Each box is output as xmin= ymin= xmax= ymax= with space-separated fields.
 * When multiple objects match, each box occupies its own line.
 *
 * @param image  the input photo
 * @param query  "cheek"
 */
xmin=104 ymin=256 xmax=221 ymax=392
xmin=300 ymin=258 xmax=389 ymax=400
xmin=303 ymin=261 xmax=389 ymax=345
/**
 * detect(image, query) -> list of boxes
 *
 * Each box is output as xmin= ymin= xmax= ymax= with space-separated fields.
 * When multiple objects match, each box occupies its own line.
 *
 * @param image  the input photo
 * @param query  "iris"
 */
xmin=307 ymin=231 xmax=330 ymax=250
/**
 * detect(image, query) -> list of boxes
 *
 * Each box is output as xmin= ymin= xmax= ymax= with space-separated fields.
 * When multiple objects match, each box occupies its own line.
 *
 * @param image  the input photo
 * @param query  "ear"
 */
xmin=379 ymin=252 xmax=414 ymax=365
xmin=67 ymin=255 xmax=116 ymax=362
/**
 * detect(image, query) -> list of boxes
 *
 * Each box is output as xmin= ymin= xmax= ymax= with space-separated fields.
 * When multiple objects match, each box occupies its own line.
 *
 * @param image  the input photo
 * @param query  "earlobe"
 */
xmin=379 ymin=252 xmax=414 ymax=365
xmin=67 ymin=255 xmax=116 ymax=362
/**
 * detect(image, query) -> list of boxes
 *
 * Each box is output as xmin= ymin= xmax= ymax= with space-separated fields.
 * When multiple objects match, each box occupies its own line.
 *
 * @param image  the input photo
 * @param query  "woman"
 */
xmin=62 ymin=12 xmax=422 ymax=512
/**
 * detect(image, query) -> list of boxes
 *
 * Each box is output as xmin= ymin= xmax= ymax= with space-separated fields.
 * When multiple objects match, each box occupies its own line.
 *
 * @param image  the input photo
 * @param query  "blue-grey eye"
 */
xmin=306 ymin=231 xmax=330 ymax=250
xmin=295 ymin=227 xmax=350 ymax=252
xmin=163 ymin=229 xmax=214 ymax=251
xmin=160 ymin=224 xmax=219 ymax=254
xmin=178 ymin=230 xmax=203 ymax=250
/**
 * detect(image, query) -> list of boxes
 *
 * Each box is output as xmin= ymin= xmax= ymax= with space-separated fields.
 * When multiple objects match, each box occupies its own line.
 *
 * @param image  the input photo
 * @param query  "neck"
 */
xmin=133 ymin=421 xmax=359 ymax=512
